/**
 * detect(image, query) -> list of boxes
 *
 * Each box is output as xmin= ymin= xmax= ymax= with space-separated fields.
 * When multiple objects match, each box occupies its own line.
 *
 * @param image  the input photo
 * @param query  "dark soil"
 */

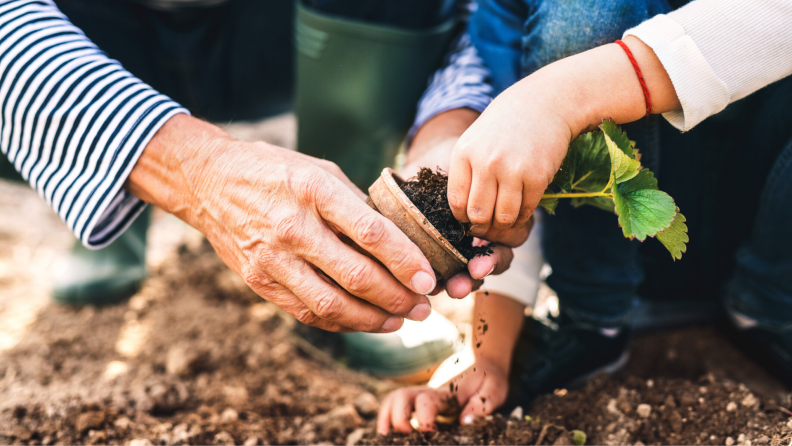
xmin=1 ymin=228 xmax=790 ymax=445
xmin=400 ymin=168 xmax=492 ymax=260
xmin=366 ymin=327 xmax=792 ymax=445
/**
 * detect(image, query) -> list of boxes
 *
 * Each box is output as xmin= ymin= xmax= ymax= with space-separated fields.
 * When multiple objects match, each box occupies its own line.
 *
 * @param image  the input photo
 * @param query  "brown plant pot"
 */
xmin=366 ymin=168 xmax=467 ymax=280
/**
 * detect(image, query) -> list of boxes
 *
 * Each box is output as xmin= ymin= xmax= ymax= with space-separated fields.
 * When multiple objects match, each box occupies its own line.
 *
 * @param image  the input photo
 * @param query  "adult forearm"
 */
xmin=126 ymin=114 xmax=229 ymax=226
xmin=409 ymin=108 xmax=480 ymax=166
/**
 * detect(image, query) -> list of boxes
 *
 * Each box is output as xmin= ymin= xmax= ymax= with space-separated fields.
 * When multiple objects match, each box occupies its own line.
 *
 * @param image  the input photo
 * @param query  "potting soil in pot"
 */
xmin=399 ymin=168 xmax=492 ymax=260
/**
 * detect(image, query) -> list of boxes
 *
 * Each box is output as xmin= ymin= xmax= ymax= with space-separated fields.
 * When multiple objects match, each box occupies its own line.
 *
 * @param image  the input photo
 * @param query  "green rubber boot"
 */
xmin=0 ymin=152 xmax=24 ymax=183
xmin=341 ymin=311 xmax=460 ymax=382
xmin=294 ymin=2 xmax=457 ymax=188
xmin=52 ymin=207 xmax=150 ymax=306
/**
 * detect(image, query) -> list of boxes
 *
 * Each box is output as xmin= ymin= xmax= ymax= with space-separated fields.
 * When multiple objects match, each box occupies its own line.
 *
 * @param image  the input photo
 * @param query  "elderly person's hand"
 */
xmin=127 ymin=114 xmax=438 ymax=332
xmin=405 ymin=108 xmax=530 ymax=299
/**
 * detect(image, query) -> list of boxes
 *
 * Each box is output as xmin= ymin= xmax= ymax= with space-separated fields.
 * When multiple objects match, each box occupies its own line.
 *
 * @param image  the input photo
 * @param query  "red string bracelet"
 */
xmin=615 ymin=39 xmax=653 ymax=117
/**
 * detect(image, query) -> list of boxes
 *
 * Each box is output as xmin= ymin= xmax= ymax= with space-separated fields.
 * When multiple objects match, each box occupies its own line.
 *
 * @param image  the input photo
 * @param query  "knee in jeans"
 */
xmin=522 ymin=0 xmax=670 ymax=72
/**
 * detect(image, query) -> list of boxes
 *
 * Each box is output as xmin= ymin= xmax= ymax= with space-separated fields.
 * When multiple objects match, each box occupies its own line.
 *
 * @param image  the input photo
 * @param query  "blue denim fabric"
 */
xmin=727 ymin=136 xmax=792 ymax=331
xmin=469 ymin=0 xmax=672 ymax=95
xmin=470 ymin=0 xmax=792 ymax=329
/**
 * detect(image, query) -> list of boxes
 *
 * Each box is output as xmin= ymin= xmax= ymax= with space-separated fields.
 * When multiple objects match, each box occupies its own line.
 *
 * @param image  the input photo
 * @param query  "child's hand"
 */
xmin=405 ymin=109 xmax=534 ymax=298
xmin=448 ymin=85 xmax=572 ymax=237
xmin=376 ymin=359 xmax=509 ymax=434
xmin=447 ymin=36 xmax=682 ymax=237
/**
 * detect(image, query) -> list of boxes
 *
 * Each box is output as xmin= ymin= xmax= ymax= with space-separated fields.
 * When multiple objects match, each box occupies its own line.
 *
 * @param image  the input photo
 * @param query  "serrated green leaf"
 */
xmin=540 ymin=121 xmax=688 ymax=259
xmin=656 ymin=209 xmax=688 ymax=260
xmin=571 ymin=430 xmax=587 ymax=446
xmin=612 ymin=183 xmax=676 ymax=241
xmin=568 ymin=132 xmax=611 ymax=192
xmin=600 ymin=118 xmax=634 ymax=158
xmin=605 ymin=132 xmax=641 ymax=184
xmin=620 ymin=169 xmax=658 ymax=192
xmin=538 ymin=197 xmax=559 ymax=214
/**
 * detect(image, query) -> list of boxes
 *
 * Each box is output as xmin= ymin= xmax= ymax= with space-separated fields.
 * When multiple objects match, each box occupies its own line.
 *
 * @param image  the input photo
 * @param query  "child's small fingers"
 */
xmin=467 ymin=244 xmax=513 ymax=279
xmin=511 ymin=187 xmax=541 ymax=228
xmin=445 ymin=272 xmax=482 ymax=299
xmin=515 ymin=174 xmax=546 ymax=228
xmin=460 ymin=382 xmax=507 ymax=424
xmin=466 ymin=174 xmax=498 ymax=233
xmin=492 ymin=181 xmax=523 ymax=230
xmin=473 ymin=225 xmax=530 ymax=248
xmin=376 ymin=394 xmax=395 ymax=435
xmin=477 ymin=375 xmax=509 ymax=410
xmin=390 ymin=390 xmax=418 ymax=433
xmin=448 ymin=151 xmax=473 ymax=224
xmin=414 ymin=392 xmax=440 ymax=432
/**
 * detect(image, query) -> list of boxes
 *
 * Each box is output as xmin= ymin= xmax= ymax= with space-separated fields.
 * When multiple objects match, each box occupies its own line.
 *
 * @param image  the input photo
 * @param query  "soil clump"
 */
xmin=400 ymin=168 xmax=492 ymax=260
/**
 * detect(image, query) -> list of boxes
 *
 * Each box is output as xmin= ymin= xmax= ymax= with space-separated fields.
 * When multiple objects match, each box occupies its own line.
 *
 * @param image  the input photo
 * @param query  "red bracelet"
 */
xmin=615 ymin=39 xmax=653 ymax=117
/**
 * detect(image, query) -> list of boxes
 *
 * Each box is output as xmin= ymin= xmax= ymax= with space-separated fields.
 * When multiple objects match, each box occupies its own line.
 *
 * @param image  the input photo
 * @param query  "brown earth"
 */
xmin=2 ymin=230 xmax=790 ymax=445
xmin=1 ymin=116 xmax=791 ymax=445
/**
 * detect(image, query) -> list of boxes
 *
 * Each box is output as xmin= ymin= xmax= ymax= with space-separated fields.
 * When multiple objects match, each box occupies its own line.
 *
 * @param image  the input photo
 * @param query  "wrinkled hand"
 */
xmin=130 ymin=115 xmax=438 ymax=333
xmin=377 ymin=359 xmax=509 ymax=434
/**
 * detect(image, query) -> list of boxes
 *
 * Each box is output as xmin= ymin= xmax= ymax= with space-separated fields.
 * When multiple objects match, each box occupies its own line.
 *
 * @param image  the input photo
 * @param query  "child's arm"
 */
xmin=448 ymin=36 xmax=679 ymax=237
xmin=377 ymin=291 xmax=524 ymax=434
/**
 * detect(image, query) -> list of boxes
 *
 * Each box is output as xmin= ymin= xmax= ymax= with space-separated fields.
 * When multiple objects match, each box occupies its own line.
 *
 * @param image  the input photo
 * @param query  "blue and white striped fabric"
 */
xmin=408 ymin=31 xmax=494 ymax=143
xmin=0 ymin=0 xmax=186 ymax=248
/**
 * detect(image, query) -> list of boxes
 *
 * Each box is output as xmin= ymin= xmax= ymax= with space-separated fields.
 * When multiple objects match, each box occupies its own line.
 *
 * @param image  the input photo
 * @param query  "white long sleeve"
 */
xmin=483 ymin=213 xmax=544 ymax=307
xmin=624 ymin=0 xmax=792 ymax=131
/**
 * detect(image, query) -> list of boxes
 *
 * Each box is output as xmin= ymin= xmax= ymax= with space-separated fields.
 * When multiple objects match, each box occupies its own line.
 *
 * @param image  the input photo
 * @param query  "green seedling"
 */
xmin=538 ymin=119 xmax=688 ymax=259
xmin=571 ymin=429 xmax=587 ymax=446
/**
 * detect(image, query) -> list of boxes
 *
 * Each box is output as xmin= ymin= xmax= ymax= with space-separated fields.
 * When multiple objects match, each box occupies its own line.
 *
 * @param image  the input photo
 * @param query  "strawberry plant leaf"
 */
xmin=539 ymin=196 xmax=559 ymax=214
xmin=600 ymin=118 xmax=634 ymax=158
xmin=620 ymin=169 xmax=658 ymax=192
xmin=550 ymin=131 xmax=611 ymax=194
xmin=612 ymin=181 xmax=676 ymax=241
xmin=538 ymin=119 xmax=688 ymax=258
xmin=604 ymin=131 xmax=641 ymax=184
xmin=656 ymin=209 xmax=688 ymax=260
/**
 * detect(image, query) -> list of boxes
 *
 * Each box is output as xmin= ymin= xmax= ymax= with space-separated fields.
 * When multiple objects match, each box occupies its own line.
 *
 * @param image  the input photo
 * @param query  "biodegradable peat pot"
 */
xmin=366 ymin=168 xmax=467 ymax=280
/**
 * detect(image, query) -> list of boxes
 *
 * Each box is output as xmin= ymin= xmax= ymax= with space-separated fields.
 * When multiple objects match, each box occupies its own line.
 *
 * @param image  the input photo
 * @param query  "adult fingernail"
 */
xmin=462 ymin=414 xmax=475 ymax=425
xmin=411 ymin=271 xmax=435 ymax=295
xmin=407 ymin=303 xmax=432 ymax=321
xmin=486 ymin=265 xmax=496 ymax=277
xmin=381 ymin=316 xmax=404 ymax=332
xmin=470 ymin=225 xmax=487 ymax=236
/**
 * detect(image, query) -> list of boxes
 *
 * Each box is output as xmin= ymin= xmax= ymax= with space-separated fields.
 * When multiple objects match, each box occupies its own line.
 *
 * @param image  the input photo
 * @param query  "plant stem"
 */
xmin=600 ymin=173 xmax=614 ymax=194
xmin=570 ymin=171 xmax=593 ymax=190
xmin=541 ymin=191 xmax=613 ymax=199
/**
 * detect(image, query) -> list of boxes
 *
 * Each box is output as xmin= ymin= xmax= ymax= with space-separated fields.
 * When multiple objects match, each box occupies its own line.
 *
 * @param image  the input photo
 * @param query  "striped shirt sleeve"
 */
xmin=0 ymin=0 xmax=188 ymax=248
xmin=407 ymin=31 xmax=494 ymax=144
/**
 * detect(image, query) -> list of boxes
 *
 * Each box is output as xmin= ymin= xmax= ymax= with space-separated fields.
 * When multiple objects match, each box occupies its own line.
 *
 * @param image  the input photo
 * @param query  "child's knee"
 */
xmin=522 ymin=0 xmax=670 ymax=74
